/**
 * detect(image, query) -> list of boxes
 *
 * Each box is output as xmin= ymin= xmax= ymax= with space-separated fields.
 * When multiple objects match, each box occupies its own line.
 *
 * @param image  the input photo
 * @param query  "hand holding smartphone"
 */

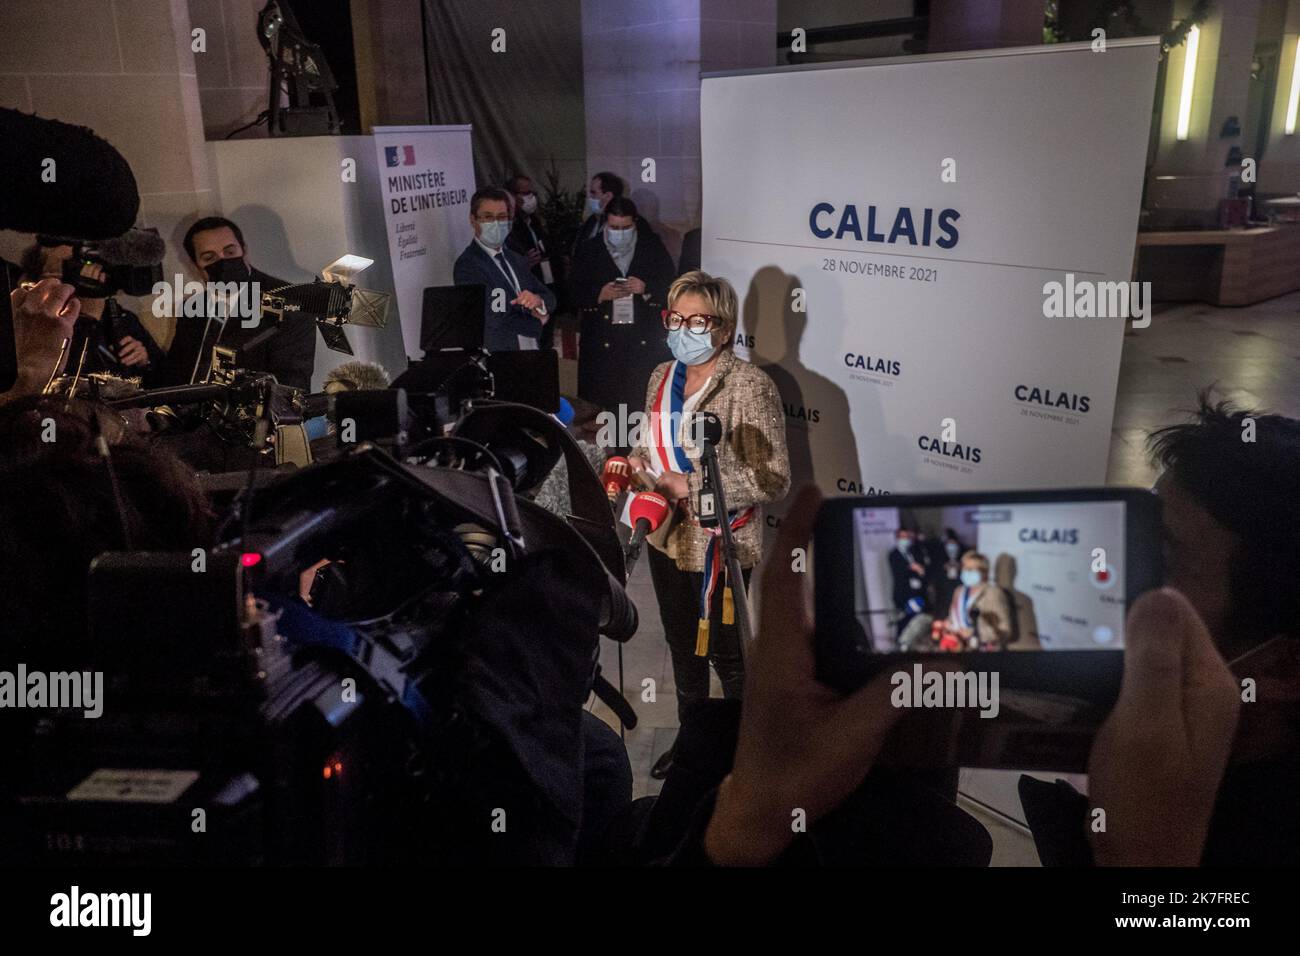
xmin=812 ymin=488 xmax=1163 ymax=770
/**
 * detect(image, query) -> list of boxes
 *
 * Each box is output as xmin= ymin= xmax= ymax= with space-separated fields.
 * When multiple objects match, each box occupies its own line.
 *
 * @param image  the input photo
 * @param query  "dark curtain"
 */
xmin=422 ymin=0 xmax=587 ymax=192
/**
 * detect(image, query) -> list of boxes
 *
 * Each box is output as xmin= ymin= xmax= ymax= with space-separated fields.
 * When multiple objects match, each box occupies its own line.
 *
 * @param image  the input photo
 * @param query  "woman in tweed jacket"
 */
xmin=628 ymin=270 xmax=790 ymax=778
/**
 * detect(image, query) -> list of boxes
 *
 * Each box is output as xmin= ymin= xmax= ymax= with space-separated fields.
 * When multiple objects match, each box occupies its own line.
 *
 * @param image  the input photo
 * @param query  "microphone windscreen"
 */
xmin=602 ymin=455 xmax=631 ymax=495
xmin=322 ymin=360 xmax=392 ymax=391
xmin=556 ymin=396 xmax=574 ymax=426
xmin=0 ymin=108 xmax=140 ymax=239
xmin=89 ymin=227 xmax=166 ymax=266
xmin=629 ymin=491 xmax=671 ymax=532
xmin=696 ymin=411 xmax=723 ymax=446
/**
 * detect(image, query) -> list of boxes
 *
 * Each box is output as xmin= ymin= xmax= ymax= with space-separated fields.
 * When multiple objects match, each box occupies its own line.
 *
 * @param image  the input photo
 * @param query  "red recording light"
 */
xmin=240 ymin=552 xmax=262 ymax=568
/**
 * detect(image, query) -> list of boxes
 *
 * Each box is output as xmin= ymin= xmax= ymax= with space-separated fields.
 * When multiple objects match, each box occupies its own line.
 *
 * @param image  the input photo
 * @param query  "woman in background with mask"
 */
xmin=944 ymin=551 xmax=1012 ymax=650
xmin=570 ymin=197 xmax=676 ymax=442
xmin=628 ymin=270 xmax=790 ymax=779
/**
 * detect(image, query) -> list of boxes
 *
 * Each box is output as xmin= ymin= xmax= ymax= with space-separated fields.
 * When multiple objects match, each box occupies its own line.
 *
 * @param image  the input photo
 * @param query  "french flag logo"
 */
xmin=385 ymin=145 xmax=416 ymax=167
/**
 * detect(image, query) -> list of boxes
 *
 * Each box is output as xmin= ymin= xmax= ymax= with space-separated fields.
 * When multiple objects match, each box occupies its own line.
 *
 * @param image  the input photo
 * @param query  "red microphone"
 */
xmin=602 ymin=455 xmax=632 ymax=502
xmin=624 ymin=491 xmax=671 ymax=575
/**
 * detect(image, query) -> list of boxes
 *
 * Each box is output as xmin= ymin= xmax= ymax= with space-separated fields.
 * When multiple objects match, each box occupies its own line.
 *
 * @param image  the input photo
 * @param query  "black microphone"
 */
xmin=694 ymin=411 xmax=723 ymax=528
xmin=696 ymin=411 xmax=723 ymax=446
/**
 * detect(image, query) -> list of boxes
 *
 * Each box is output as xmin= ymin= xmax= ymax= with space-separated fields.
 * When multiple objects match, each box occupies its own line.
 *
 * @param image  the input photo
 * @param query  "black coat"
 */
xmin=66 ymin=302 xmax=166 ymax=388
xmin=569 ymin=231 xmax=675 ymax=417
xmin=506 ymin=213 xmax=563 ymax=293
xmin=889 ymin=548 xmax=928 ymax=613
xmin=453 ymin=241 xmax=557 ymax=352
xmin=161 ymin=268 xmax=318 ymax=390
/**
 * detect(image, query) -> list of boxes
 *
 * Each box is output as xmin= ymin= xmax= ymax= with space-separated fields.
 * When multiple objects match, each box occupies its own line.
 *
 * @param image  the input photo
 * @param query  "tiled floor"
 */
xmin=585 ymin=292 xmax=1300 ymax=859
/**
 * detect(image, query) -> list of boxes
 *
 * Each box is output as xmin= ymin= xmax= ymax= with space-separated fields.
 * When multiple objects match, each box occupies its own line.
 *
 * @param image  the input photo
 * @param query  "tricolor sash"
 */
xmin=951 ymin=585 xmax=975 ymax=631
xmin=647 ymin=361 xmax=693 ymax=475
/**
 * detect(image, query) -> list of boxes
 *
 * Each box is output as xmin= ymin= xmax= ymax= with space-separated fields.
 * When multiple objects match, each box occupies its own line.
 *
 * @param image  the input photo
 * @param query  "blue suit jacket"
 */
xmin=452 ymin=240 xmax=557 ymax=351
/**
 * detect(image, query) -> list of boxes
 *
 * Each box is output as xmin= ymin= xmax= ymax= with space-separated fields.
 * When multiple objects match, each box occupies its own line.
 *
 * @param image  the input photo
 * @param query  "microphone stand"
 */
xmin=697 ymin=424 xmax=754 ymax=661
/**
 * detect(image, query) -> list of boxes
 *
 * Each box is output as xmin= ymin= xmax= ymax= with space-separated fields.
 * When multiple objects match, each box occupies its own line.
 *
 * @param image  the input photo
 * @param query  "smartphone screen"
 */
xmin=849 ymin=498 xmax=1127 ymax=654
xmin=813 ymin=489 xmax=1161 ymax=770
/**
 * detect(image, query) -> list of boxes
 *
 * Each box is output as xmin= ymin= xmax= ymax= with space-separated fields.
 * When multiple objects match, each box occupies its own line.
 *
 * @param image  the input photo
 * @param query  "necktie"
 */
xmin=494 ymin=252 xmax=519 ymax=294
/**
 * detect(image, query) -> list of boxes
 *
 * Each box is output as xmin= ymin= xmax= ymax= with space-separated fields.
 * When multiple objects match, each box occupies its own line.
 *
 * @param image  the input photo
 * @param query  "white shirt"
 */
xmin=475 ymin=237 xmax=520 ymax=293
xmin=679 ymin=375 xmax=713 ymax=460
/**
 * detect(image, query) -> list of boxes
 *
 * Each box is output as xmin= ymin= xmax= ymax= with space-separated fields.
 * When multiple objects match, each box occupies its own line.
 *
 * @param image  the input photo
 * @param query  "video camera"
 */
xmin=44 ymin=228 xmax=166 ymax=299
xmin=6 ymin=347 xmax=636 ymax=865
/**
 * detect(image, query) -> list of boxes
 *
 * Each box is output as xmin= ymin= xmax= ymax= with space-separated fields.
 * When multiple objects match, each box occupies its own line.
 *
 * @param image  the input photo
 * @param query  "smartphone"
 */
xmin=813 ymin=488 xmax=1162 ymax=771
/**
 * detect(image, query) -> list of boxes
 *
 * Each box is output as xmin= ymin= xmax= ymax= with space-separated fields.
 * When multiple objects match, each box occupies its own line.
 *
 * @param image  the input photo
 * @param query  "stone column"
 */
xmin=581 ymin=0 xmax=777 ymax=256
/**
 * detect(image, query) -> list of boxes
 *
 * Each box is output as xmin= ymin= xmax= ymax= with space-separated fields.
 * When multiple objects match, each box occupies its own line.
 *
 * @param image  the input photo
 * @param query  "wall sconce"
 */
xmin=1176 ymin=25 xmax=1200 ymax=141
xmin=1286 ymin=35 xmax=1300 ymax=135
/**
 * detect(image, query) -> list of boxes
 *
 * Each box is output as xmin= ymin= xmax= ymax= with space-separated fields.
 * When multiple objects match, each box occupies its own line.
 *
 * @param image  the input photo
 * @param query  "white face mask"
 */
xmin=478 ymin=220 xmax=510 ymax=249
xmin=520 ymin=193 xmax=537 ymax=214
xmin=606 ymin=226 xmax=635 ymax=252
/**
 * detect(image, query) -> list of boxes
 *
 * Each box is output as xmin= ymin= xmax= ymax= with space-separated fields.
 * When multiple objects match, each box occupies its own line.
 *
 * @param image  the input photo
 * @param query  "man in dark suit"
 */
xmin=170 ymin=216 xmax=318 ymax=390
xmin=454 ymin=187 xmax=555 ymax=352
xmin=505 ymin=174 xmax=562 ymax=294
xmin=505 ymin=173 xmax=564 ymax=346
xmin=888 ymin=529 xmax=929 ymax=640
xmin=569 ymin=196 xmax=675 ymax=423
xmin=572 ymin=171 xmax=623 ymax=253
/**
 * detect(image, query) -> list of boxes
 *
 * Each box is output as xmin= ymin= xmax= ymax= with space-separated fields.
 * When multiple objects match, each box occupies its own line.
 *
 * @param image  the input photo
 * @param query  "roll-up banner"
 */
xmin=373 ymin=124 xmax=476 ymax=359
xmin=700 ymin=40 xmax=1160 ymax=520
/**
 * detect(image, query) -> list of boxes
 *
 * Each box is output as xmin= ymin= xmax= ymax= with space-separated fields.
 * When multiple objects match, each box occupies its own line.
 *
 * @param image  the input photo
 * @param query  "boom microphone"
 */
xmin=601 ymin=455 xmax=632 ymax=502
xmin=45 ymin=227 xmax=168 ymax=267
xmin=0 ymin=108 xmax=140 ymax=239
xmin=624 ymin=490 xmax=671 ymax=575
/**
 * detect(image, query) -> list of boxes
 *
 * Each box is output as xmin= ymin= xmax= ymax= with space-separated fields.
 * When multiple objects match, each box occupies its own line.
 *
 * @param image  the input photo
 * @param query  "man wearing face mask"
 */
xmin=169 ymin=216 xmax=317 ymax=390
xmin=933 ymin=530 xmax=966 ymax=618
xmin=504 ymin=174 xmax=562 ymax=296
xmin=627 ymin=271 xmax=790 ymax=779
xmin=454 ymin=188 xmax=555 ymax=352
xmin=570 ymin=197 xmax=675 ymax=432
xmin=888 ymin=529 xmax=929 ymax=641
xmin=572 ymin=171 xmax=623 ymax=252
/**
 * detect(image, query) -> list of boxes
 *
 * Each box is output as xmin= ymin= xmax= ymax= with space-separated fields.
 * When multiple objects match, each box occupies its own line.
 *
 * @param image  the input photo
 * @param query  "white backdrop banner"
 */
xmin=700 ymin=40 xmax=1160 ymax=519
xmin=373 ymin=125 xmax=476 ymax=359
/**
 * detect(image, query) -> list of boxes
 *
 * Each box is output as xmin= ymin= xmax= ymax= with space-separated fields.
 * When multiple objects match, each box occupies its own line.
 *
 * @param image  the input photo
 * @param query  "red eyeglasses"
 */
xmin=661 ymin=310 xmax=719 ymax=334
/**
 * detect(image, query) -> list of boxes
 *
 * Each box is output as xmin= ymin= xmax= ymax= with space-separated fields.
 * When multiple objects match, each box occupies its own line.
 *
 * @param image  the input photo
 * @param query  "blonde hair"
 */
xmin=960 ymin=551 xmax=990 ymax=577
xmin=667 ymin=270 xmax=738 ymax=348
